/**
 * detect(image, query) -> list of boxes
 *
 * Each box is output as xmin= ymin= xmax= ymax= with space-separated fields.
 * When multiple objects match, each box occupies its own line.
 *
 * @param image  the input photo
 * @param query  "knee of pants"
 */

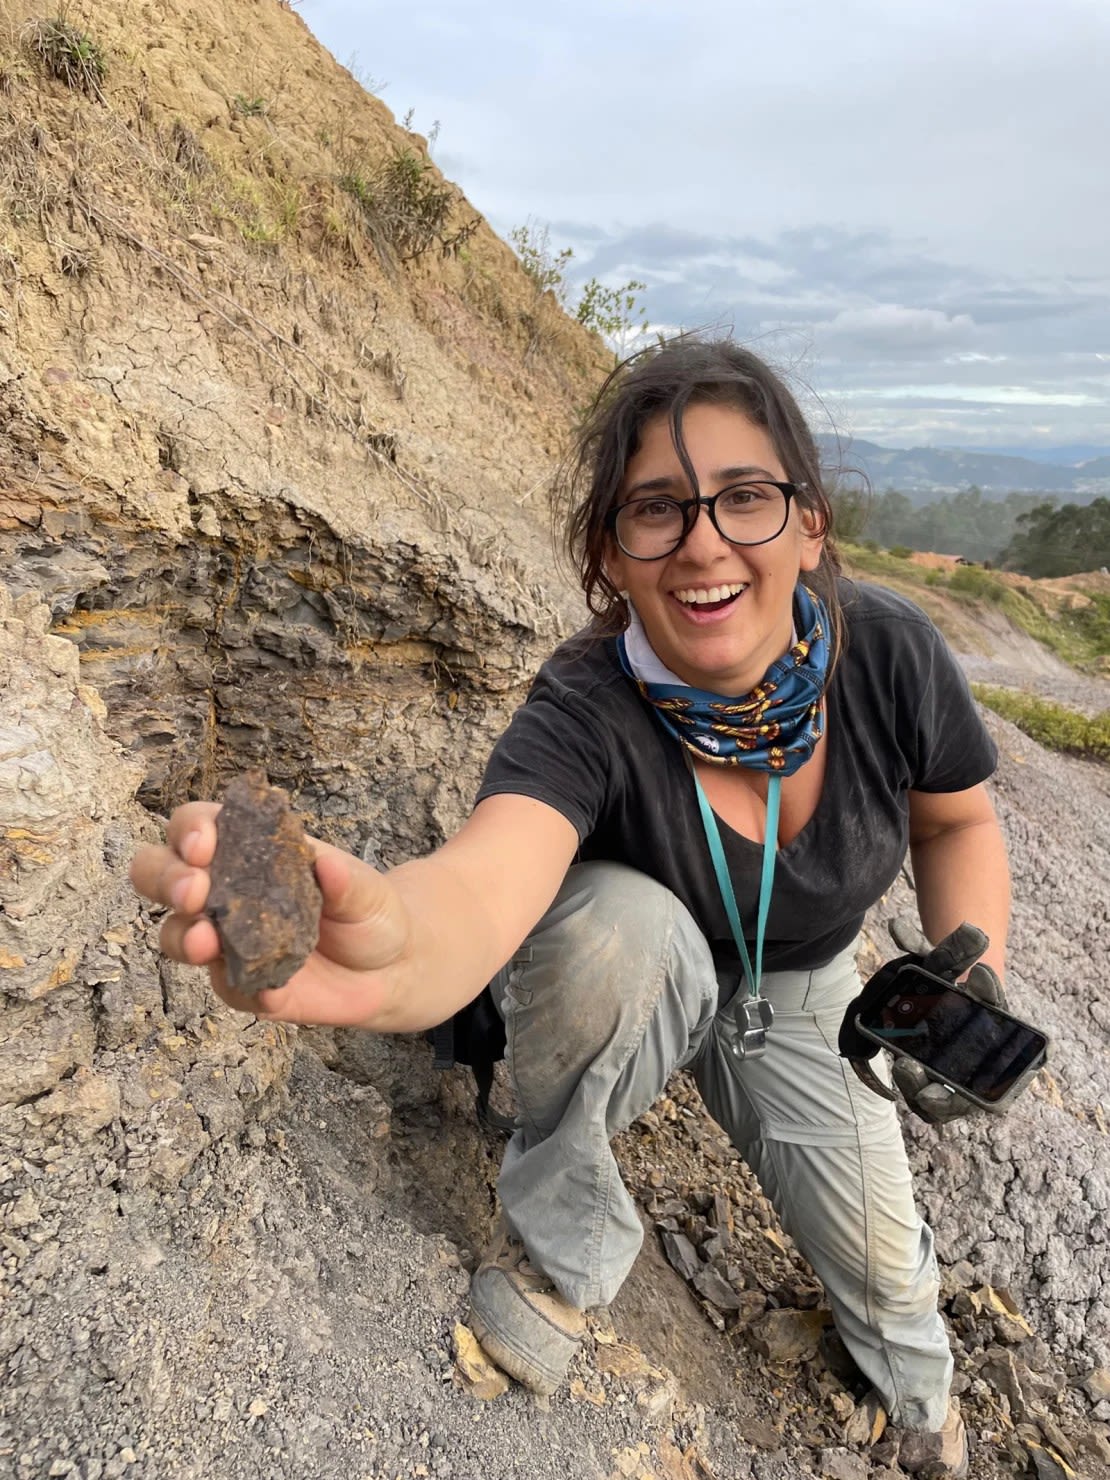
xmin=768 ymin=1140 xmax=941 ymax=1329
xmin=818 ymin=1212 xmax=939 ymax=1332
xmin=501 ymin=861 xmax=712 ymax=1105
xmin=868 ymin=1224 xmax=941 ymax=1324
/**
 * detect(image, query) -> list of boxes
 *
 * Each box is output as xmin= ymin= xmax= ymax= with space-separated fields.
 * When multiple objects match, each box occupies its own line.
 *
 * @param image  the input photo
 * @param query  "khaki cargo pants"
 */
xmin=489 ymin=861 xmax=952 ymax=1431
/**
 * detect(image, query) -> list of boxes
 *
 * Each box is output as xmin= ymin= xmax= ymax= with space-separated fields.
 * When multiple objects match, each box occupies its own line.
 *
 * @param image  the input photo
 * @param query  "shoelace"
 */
xmin=496 ymin=1236 xmax=556 ymax=1293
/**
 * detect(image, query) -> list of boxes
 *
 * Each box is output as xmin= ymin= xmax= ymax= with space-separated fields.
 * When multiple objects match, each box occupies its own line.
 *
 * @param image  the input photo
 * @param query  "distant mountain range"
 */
xmin=818 ymin=436 xmax=1110 ymax=500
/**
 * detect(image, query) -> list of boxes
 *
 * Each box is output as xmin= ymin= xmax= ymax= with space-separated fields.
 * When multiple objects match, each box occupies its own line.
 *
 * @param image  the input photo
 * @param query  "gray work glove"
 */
xmin=886 ymin=917 xmax=1007 ymax=1125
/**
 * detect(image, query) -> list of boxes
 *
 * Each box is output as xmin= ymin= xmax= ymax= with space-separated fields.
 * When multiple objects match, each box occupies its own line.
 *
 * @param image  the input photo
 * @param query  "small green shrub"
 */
xmin=509 ymin=221 xmax=573 ymax=305
xmin=972 ymin=684 xmax=1110 ymax=762
xmin=948 ymin=565 xmax=1006 ymax=603
xmin=340 ymin=146 xmax=477 ymax=263
xmin=234 ymin=94 xmax=267 ymax=117
xmin=24 ymin=17 xmax=106 ymax=95
xmin=888 ymin=544 xmax=913 ymax=560
xmin=508 ymin=219 xmax=649 ymax=353
xmin=575 ymin=276 xmax=648 ymax=355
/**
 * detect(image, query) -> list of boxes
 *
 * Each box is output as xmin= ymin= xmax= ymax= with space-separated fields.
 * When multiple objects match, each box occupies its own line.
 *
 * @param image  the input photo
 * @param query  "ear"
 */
xmin=798 ymin=504 xmax=826 ymax=573
xmin=603 ymin=542 xmax=630 ymax=598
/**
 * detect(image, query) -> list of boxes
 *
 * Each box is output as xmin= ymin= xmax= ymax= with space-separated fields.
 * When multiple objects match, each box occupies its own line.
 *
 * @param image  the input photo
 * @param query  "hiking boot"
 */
xmin=898 ymin=1398 xmax=969 ymax=1478
xmin=468 ymin=1222 xmax=586 ymax=1396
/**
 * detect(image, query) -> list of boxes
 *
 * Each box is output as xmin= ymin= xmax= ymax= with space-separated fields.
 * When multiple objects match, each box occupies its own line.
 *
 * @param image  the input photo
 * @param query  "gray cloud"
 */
xmin=303 ymin=0 xmax=1110 ymax=449
xmin=546 ymin=220 xmax=1110 ymax=444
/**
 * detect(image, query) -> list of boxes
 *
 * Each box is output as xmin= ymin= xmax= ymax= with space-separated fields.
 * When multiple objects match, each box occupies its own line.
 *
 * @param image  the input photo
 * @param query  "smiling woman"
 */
xmin=132 ymin=334 xmax=1010 ymax=1474
xmin=603 ymin=404 xmax=823 ymax=694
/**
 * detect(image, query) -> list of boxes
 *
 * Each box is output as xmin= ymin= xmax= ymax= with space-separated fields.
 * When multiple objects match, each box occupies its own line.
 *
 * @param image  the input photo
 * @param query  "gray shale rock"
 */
xmin=865 ymin=704 xmax=1110 ymax=1376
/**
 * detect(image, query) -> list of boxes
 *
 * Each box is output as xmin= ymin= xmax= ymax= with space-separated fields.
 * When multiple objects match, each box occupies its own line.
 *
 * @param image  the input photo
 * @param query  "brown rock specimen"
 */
xmin=207 ymin=771 xmax=321 ymax=994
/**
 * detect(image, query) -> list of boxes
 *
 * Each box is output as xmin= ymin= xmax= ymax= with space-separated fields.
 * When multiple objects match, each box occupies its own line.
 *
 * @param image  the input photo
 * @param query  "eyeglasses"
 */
xmin=605 ymin=480 xmax=803 ymax=561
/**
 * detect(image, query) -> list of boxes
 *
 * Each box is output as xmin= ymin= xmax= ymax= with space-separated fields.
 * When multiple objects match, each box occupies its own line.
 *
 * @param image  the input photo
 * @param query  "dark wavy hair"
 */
xmin=555 ymin=335 xmax=846 ymax=665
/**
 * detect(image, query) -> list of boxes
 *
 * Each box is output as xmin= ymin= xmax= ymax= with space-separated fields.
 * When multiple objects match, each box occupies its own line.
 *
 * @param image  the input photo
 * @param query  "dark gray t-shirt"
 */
xmin=476 ymin=581 xmax=997 ymax=978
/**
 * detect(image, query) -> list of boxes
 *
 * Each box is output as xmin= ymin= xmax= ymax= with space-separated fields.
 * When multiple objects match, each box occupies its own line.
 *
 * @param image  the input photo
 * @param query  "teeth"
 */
xmin=675 ymin=583 xmax=747 ymax=605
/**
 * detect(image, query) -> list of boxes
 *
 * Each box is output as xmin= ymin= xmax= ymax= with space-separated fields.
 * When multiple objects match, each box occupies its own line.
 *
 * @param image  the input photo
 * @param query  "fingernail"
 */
xmin=171 ymin=876 xmax=192 ymax=911
xmin=182 ymin=830 xmax=202 ymax=862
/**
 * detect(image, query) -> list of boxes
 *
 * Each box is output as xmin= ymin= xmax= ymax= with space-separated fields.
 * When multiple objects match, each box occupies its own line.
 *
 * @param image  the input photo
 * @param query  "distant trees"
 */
xmin=825 ymin=476 xmax=870 ymax=542
xmin=827 ymin=474 xmax=1110 ymax=577
xmin=999 ymin=498 xmax=1110 ymax=577
xmin=830 ymin=485 xmax=1057 ymax=564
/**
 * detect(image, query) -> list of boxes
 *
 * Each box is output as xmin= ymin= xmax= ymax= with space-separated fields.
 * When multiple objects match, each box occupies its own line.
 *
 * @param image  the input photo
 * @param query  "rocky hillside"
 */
xmin=1 ymin=5 xmax=1108 ymax=1480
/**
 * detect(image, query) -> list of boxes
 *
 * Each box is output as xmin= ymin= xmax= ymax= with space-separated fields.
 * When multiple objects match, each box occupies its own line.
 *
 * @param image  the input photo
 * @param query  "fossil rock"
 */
xmin=207 ymin=771 xmax=322 ymax=994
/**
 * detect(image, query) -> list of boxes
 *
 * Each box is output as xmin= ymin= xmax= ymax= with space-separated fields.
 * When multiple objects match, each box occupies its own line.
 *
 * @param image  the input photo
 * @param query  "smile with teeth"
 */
xmin=673 ymin=582 xmax=748 ymax=606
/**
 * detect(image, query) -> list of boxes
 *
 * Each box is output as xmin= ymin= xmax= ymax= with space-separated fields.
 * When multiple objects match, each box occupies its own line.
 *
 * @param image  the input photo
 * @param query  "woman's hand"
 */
xmin=129 ymin=802 xmax=411 ymax=1027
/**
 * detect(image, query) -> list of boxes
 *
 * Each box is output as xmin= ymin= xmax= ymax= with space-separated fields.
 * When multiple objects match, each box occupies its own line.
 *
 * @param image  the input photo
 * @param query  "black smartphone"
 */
xmin=853 ymin=964 xmax=1049 ymax=1110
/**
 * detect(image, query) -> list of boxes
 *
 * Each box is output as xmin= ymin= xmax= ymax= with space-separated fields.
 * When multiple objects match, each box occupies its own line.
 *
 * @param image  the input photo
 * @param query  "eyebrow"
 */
xmin=624 ymin=464 xmax=777 ymax=497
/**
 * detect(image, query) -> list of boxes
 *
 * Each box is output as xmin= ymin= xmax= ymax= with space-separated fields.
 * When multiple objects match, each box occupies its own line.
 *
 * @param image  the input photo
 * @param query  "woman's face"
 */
xmin=607 ymin=402 xmax=824 ymax=695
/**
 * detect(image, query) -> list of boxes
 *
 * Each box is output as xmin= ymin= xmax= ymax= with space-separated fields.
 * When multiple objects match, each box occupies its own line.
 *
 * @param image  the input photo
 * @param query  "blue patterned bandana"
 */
xmin=617 ymin=584 xmax=831 ymax=775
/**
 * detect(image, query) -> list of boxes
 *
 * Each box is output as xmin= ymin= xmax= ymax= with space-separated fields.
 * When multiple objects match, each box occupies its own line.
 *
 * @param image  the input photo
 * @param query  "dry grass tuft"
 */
xmin=59 ymin=241 xmax=96 ymax=276
xmin=23 ymin=16 xmax=107 ymax=96
xmin=0 ymin=119 xmax=65 ymax=225
xmin=338 ymin=145 xmax=478 ymax=266
xmin=167 ymin=120 xmax=209 ymax=178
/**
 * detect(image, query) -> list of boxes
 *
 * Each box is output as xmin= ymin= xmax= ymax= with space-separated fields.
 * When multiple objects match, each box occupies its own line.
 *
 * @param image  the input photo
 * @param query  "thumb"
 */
xmin=311 ymin=841 xmax=410 ymax=972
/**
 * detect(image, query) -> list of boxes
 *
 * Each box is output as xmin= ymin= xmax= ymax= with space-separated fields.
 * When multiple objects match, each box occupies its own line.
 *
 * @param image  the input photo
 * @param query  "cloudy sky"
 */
xmin=301 ymin=0 xmax=1109 ymax=454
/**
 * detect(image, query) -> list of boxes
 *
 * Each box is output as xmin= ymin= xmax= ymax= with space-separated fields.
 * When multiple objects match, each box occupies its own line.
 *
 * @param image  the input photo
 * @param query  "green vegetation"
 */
xmin=972 ymin=685 xmax=1110 ymax=763
xmin=233 ymin=95 xmax=267 ymax=117
xmin=509 ymin=219 xmax=648 ymax=353
xmin=509 ymin=222 xmax=574 ymax=305
xmin=24 ymin=16 xmax=106 ymax=95
xmin=832 ymin=485 xmax=1052 ymax=565
xmin=842 ymin=542 xmax=1110 ymax=671
xmin=339 ymin=146 xmax=478 ymax=264
xmin=1000 ymin=498 xmax=1110 ymax=577
xmin=575 ymin=276 xmax=648 ymax=355
xmin=831 ymin=484 xmax=1110 ymax=575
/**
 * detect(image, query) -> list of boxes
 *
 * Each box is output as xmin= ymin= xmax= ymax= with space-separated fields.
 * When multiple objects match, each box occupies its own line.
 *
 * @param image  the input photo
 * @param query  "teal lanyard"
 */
xmin=690 ymin=765 xmax=781 ymax=1001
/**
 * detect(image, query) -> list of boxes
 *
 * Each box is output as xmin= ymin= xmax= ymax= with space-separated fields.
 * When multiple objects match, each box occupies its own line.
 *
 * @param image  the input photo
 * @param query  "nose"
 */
xmin=679 ymin=497 xmax=736 ymax=562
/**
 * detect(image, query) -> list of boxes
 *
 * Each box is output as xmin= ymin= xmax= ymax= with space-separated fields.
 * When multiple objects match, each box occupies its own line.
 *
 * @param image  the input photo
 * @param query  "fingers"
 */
xmin=166 ymin=802 xmax=221 ymax=865
xmin=158 ymin=912 xmax=221 ymax=965
xmin=888 ymin=914 xmax=930 ymax=958
xmin=312 ymin=841 xmax=387 ymax=925
xmin=311 ymin=843 xmax=410 ymax=972
xmin=891 ymin=1057 xmax=977 ymax=1125
xmin=131 ymin=803 xmax=224 ymax=981
xmin=921 ymin=922 xmax=989 ymax=981
xmin=889 ymin=916 xmax=988 ymax=980
xmin=130 ymin=802 xmax=222 ymax=911
xmin=964 ymin=961 xmax=1006 ymax=1008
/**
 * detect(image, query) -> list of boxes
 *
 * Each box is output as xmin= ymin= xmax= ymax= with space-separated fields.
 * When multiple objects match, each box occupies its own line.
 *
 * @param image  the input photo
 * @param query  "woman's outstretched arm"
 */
xmin=130 ymin=792 xmax=580 ymax=1033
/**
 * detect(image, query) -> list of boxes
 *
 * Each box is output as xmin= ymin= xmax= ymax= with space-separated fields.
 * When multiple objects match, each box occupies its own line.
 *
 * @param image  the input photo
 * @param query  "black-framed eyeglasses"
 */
xmin=604 ymin=480 xmax=803 ymax=562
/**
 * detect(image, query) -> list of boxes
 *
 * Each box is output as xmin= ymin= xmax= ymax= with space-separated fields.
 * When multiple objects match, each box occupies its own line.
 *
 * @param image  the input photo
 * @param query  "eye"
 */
xmin=718 ymin=482 xmax=774 ymax=511
xmin=626 ymin=497 xmax=680 ymax=523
